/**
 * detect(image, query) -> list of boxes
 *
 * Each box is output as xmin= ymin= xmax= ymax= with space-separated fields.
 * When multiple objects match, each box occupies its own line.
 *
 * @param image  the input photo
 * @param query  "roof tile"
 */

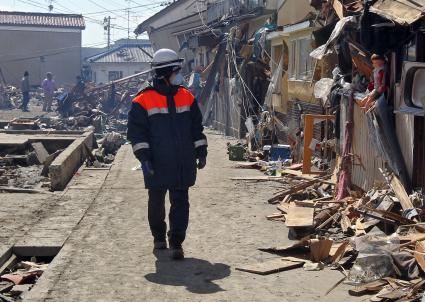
xmin=0 ymin=11 xmax=85 ymax=29
xmin=87 ymin=45 xmax=154 ymax=63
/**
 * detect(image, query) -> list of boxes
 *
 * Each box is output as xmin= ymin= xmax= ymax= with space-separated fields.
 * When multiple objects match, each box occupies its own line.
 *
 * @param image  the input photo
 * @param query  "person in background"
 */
xmin=41 ymin=72 xmax=56 ymax=112
xmin=20 ymin=71 xmax=30 ymax=112
xmin=73 ymin=75 xmax=86 ymax=97
xmin=188 ymin=65 xmax=204 ymax=100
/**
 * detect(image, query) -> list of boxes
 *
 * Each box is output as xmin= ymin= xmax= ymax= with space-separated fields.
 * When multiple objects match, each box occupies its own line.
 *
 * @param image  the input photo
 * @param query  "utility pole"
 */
xmin=126 ymin=0 xmax=131 ymax=40
xmin=104 ymin=16 xmax=111 ymax=49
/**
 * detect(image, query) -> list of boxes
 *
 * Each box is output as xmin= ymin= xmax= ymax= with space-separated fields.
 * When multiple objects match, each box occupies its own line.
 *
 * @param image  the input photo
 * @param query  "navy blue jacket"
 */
xmin=127 ymin=80 xmax=207 ymax=190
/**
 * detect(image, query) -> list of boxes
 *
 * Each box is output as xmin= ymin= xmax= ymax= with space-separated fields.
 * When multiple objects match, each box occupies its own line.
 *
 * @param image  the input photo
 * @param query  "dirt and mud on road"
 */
xmin=15 ymin=130 xmax=360 ymax=302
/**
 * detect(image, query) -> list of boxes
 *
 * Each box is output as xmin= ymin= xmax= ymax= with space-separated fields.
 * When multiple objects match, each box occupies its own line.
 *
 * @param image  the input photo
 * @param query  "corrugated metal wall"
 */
xmin=346 ymin=101 xmax=386 ymax=191
xmin=287 ymin=99 xmax=323 ymax=140
xmin=395 ymin=113 xmax=414 ymax=181
xmin=211 ymin=80 xmax=241 ymax=137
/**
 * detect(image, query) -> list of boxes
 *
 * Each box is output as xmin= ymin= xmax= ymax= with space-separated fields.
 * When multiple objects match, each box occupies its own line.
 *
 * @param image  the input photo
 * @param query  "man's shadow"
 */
xmin=145 ymin=250 xmax=231 ymax=294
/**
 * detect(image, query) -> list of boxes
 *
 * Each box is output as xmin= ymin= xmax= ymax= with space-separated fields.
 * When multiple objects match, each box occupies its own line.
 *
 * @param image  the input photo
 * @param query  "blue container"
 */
xmin=270 ymin=144 xmax=291 ymax=161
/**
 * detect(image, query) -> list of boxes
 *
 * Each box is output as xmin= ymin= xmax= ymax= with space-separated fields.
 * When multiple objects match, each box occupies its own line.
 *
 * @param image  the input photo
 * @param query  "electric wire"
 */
xmin=195 ymin=0 xmax=219 ymax=38
xmin=0 ymin=41 xmax=107 ymax=62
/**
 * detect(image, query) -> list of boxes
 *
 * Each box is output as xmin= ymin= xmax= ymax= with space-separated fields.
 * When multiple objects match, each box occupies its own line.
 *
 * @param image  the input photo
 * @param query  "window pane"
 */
xmin=298 ymin=38 xmax=312 ymax=80
xmin=108 ymin=71 xmax=122 ymax=81
xmin=289 ymin=41 xmax=296 ymax=79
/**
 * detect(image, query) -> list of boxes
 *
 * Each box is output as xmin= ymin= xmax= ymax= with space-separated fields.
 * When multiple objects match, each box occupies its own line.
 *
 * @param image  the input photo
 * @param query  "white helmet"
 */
xmin=151 ymin=48 xmax=184 ymax=70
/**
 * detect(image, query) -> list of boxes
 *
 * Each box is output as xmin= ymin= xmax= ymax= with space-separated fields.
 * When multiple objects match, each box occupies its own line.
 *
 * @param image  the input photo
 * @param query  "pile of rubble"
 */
xmin=233 ymin=151 xmax=425 ymax=300
xmin=0 ymin=257 xmax=50 ymax=301
xmin=0 ymin=85 xmax=20 ymax=110
xmin=87 ymin=132 xmax=126 ymax=168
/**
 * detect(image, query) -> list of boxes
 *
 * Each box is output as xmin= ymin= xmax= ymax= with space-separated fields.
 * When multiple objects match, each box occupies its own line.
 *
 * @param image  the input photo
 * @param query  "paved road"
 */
xmin=25 ymin=131 xmax=360 ymax=302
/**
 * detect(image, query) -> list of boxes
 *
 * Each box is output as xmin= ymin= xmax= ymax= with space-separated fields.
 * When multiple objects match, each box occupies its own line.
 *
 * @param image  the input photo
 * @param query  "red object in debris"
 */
xmin=1 ymin=271 xmax=40 ymax=285
xmin=74 ymin=172 xmax=81 ymax=176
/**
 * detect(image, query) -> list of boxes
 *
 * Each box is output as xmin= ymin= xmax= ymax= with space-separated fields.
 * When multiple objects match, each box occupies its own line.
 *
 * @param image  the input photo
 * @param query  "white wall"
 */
xmin=0 ymin=28 xmax=82 ymax=86
xmin=89 ymin=62 xmax=150 ymax=84
xmin=144 ymin=0 xmax=204 ymax=30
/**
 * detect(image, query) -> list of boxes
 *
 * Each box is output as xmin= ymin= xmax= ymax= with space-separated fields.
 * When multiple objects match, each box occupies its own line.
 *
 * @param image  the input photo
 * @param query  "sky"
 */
xmin=0 ymin=0 xmax=167 ymax=47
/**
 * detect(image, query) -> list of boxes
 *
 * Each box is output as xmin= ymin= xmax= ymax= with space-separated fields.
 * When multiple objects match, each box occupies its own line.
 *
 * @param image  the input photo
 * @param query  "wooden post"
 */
xmin=303 ymin=114 xmax=314 ymax=174
xmin=302 ymin=114 xmax=336 ymax=174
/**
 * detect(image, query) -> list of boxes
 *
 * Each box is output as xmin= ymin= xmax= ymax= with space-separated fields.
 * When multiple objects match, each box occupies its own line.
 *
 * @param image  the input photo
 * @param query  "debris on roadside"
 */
xmin=0 ymin=257 xmax=51 ymax=301
xmin=232 ymin=154 xmax=425 ymax=300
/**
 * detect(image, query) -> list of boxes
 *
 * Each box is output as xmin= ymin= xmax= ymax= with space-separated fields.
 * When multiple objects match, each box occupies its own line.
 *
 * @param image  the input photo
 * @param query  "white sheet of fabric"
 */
xmin=310 ymin=16 xmax=356 ymax=60
xmin=314 ymin=77 xmax=334 ymax=106
xmin=264 ymin=55 xmax=283 ymax=109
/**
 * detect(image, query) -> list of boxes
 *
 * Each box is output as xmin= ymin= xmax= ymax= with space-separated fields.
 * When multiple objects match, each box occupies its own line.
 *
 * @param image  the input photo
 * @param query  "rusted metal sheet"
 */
xmin=370 ymin=0 xmax=425 ymax=26
xmin=350 ymin=104 xmax=386 ymax=191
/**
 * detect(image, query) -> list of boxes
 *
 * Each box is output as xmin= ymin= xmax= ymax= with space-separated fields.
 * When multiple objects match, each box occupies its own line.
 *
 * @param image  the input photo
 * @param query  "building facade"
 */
xmin=0 ymin=11 xmax=85 ymax=87
xmin=86 ymin=40 xmax=153 ymax=84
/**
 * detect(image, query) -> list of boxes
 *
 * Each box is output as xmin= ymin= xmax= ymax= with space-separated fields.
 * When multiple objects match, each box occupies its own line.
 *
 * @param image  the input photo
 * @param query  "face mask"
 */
xmin=170 ymin=72 xmax=184 ymax=86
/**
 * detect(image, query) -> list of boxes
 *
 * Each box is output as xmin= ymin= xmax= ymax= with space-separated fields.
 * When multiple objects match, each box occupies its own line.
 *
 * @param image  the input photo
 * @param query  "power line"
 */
xmin=87 ymin=0 xmax=130 ymax=22
xmin=0 ymin=41 xmax=107 ymax=63
xmin=83 ymin=1 xmax=169 ymax=15
xmin=14 ymin=0 xmax=149 ymax=42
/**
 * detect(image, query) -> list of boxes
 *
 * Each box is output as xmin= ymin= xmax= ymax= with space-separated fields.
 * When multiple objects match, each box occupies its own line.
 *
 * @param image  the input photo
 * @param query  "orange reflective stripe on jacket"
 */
xmin=133 ymin=87 xmax=194 ymax=116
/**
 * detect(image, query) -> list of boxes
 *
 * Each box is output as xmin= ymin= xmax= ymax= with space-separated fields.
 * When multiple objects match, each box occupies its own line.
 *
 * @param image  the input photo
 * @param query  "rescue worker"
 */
xmin=127 ymin=49 xmax=208 ymax=260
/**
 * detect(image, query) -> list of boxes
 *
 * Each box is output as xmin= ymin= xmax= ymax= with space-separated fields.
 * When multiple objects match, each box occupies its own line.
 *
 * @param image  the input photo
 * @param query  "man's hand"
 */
xmin=197 ymin=157 xmax=206 ymax=169
xmin=141 ymin=161 xmax=154 ymax=176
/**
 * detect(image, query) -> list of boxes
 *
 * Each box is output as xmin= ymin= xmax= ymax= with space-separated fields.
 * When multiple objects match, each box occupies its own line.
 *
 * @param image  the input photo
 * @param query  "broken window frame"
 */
xmin=108 ymin=71 xmax=123 ymax=82
xmin=288 ymin=36 xmax=313 ymax=81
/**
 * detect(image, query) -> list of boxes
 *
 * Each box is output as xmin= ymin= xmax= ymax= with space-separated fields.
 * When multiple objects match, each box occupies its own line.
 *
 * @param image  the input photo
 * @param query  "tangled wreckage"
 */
xmin=0 ymin=71 xmax=148 ymax=192
xmin=200 ymin=0 xmax=425 ymax=300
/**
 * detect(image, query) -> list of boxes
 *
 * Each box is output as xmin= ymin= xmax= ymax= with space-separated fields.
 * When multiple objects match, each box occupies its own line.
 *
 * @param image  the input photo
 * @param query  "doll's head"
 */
xmin=371 ymin=54 xmax=386 ymax=69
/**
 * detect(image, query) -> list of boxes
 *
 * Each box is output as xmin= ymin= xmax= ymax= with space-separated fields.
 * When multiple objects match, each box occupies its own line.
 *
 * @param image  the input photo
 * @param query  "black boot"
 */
xmin=170 ymin=247 xmax=184 ymax=260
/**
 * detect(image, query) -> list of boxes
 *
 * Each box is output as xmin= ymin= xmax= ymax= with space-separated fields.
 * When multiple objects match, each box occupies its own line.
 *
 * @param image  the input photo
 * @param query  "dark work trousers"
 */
xmin=22 ymin=92 xmax=30 ymax=110
xmin=148 ymin=189 xmax=189 ymax=248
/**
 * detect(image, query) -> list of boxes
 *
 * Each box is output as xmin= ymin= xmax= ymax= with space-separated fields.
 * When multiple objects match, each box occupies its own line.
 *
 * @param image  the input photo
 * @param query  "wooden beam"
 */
xmin=380 ymin=168 xmax=414 ymax=211
xmin=332 ymin=0 xmax=344 ymax=19
xmin=302 ymin=114 xmax=314 ymax=174
xmin=236 ymin=258 xmax=305 ymax=275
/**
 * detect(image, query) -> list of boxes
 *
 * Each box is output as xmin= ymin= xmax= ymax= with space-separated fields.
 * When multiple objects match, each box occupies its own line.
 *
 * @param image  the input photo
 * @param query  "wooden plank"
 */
xmin=332 ymin=0 xmax=344 ymax=19
xmin=285 ymin=203 xmax=314 ymax=227
xmin=287 ymin=163 xmax=303 ymax=170
xmin=235 ymin=258 xmax=304 ymax=275
xmin=390 ymin=175 xmax=413 ymax=211
xmin=231 ymin=176 xmax=283 ymax=181
xmin=268 ymin=179 xmax=318 ymax=204
xmin=281 ymin=169 xmax=335 ymax=185
xmin=0 ymin=186 xmax=47 ymax=194
xmin=232 ymin=162 xmax=261 ymax=169
xmin=277 ymin=202 xmax=290 ymax=213
xmin=258 ymin=238 xmax=310 ymax=253
xmin=302 ymin=114 xmax=314 ymax=174
xmin=266 ymin=213 xmax=285 ymax=221
xmin=310 ymin=238 xmax=333 ymax=262
xmin=414 ymin=241 xmax=425 ymax=272
xmin=0 ymin=254 xmax=17 ymax=275
xmin=380 ymin=169 xmax=414 ymax=211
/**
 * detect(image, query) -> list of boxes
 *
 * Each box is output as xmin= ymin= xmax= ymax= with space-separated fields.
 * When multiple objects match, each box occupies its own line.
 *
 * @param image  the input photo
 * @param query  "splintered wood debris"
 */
xmin=232 ymin=162 xmax=425 ymax=301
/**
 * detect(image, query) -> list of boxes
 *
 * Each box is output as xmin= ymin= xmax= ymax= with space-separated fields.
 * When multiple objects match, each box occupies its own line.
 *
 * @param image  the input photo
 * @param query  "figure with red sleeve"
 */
xmin=359 ymin=54 xmax=388 ymax=112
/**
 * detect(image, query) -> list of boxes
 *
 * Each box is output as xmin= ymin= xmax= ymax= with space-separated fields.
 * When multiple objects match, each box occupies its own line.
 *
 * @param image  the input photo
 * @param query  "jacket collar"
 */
xmin=152 ymin=78 xmax=178 ymax=96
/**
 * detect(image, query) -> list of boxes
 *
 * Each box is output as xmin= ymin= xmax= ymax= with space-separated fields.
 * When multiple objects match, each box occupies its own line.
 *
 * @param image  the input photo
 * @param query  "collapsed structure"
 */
xmin=136 ymin=0 xmax=425 ymax=300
